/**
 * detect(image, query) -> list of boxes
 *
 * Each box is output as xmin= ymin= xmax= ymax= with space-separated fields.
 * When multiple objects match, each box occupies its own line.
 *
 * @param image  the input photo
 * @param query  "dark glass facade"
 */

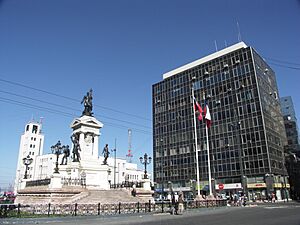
xmin=152 ymin=43 xmax=289 ymax=200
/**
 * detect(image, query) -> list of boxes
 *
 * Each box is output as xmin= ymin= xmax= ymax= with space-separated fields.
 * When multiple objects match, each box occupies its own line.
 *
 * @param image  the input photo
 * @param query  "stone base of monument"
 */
xmin=135 ymin=189 xmax=154 ymax=202
xmin=59 ymin=161 xmax=110 ymax=190
xmin=194 ymin=195 xmax=205 ymax=201
xmin=134 ymin=179 xmax=154 ymax=202
xmin=49 ymin=173 xmax=63 ymax=189
xmin=206 ymin=194 xmax=216 ymax=200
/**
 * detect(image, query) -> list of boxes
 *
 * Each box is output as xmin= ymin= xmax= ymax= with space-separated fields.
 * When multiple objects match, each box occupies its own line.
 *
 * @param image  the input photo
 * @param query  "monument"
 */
xmin=59 ymin=89 xmax=111 ymax=190
xmin=15 ymin=89 xmax=151 ymax=205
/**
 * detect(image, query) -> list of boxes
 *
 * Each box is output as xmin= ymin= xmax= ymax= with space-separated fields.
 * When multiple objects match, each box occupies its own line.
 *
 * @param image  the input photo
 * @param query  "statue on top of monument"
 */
xmin=81 ymin=89 xmax=93 ymax=116
xmin=60 ymin=145 xmax=70 ymax=165
xmin=102 ymin=144 xmax=110 ymax=165
xmin=71 ymin=133 xmax=81 ymax=162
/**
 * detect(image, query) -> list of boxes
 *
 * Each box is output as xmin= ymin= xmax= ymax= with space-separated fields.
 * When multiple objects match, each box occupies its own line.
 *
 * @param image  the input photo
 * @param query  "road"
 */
xmin=1 ymin=202 xmax=300 ymax=225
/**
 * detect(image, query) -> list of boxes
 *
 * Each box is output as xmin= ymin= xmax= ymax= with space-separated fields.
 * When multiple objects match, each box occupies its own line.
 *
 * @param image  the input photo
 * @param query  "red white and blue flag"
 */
xmin=193 ymin=97 xmax=203 ymax=121
xmin=204 ymin=103 xmax=212 ymax=128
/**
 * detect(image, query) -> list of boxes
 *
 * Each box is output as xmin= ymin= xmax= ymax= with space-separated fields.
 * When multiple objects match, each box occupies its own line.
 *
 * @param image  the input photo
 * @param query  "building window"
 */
xmin=32 ymin=125 xmax=38 ymax=134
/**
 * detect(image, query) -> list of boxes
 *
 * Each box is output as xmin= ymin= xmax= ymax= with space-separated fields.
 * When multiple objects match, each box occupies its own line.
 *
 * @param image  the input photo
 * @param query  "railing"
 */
xmin=61 ymin=177 xmax=86 ymax=188
xmin=110 ymin=181 xmax=143 ymax=189
xmin=26 ymin=179 xmax=51 ymax=187
xmin=0 ymin=199 xmax=227 ymax=218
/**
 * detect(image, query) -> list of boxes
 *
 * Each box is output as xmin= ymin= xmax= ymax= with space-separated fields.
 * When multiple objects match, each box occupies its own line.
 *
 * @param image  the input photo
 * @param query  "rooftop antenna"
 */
xmin=214 ymin=40 xmax=218 ymax=52
xmin=224 ymin=40 xmax=228 ymax=48
xmin=39 ymin=117 xmax=44 ymax=131
xmin=237 ymin=21 xmax=242 ymax=42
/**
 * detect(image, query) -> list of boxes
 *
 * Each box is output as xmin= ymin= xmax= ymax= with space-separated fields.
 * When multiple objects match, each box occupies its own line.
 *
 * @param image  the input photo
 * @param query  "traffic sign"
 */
xmin=218 ymin=183 xmax=224 ymax=190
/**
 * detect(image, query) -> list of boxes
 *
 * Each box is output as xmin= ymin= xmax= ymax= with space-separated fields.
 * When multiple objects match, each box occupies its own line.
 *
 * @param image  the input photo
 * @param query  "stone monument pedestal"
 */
xmin=59 ymin=159 xmax=111 ymax=190
xmin=194 ymin=195 xmax=205 ymax=201
xmin=135 ymin=178 xmax=154 ymax=202
xmin=49 ymin=173 xmax=63 ymax=189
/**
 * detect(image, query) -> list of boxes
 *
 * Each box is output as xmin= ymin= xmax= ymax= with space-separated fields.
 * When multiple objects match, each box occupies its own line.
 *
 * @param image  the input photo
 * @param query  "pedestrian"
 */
xmin=233 ymin=194 xmax=238 ymax=206
xmin=171 ymin=193 xmax=177 ymax=215
xmin=178 ymin=193 xmax=184 ymax=214
xmin=271 ymin=193 xmax=276 ymax=203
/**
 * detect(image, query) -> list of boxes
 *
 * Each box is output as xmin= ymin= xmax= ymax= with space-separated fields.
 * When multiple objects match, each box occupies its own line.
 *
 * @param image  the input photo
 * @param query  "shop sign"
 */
xmin=247 ymin=183 xmax=266 ymax=188
xmin=215 ymin=183 xmax=241 ymax=190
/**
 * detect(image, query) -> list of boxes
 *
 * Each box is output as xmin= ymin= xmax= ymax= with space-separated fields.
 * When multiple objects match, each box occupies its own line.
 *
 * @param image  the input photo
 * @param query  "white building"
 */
xmin=14 ymin=121 xmax=44 ymax=193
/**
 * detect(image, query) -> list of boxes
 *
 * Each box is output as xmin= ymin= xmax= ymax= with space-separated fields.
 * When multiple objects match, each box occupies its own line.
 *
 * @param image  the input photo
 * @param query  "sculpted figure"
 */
xmin=61 ymin=145 xmax=70 ymax=165
xmin=71 ymin=133 xmax=81 ymax=162
xmin=81 ymin=89 xmax=93 ymax=116
xmin=102 ymin=144 xmax=110 ymax=165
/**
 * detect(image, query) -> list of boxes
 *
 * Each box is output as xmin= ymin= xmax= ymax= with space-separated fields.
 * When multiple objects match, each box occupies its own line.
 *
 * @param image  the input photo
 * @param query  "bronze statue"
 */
xmin=102 ymin=144 xmax=110 ymax=165
xmin=81 ymin=89 xmax=93 ymax=116
xmin=71 ymin=133 xmax=81 ymax=162
xmin=61 ymin=145 xmax=70 ymax=165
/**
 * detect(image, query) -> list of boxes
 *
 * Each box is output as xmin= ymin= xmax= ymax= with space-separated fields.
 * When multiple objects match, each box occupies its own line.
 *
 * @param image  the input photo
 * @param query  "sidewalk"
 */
xmin=0 ymin=205 xmax=232 ymax=225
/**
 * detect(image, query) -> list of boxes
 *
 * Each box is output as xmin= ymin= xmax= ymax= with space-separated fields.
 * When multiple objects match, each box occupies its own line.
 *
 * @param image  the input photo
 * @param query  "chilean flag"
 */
xmin=193 ymin=97 xmax=203 ymax=121
xmin=204 ymin=103 xmax=212 ymax=128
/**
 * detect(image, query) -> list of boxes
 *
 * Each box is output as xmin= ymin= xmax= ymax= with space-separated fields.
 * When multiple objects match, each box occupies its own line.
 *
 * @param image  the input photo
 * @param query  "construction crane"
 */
xmin=126 ymin=129 xmax=133 ymax=163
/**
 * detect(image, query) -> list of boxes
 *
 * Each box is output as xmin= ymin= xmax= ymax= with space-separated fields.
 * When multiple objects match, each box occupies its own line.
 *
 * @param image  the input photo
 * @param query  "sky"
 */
xmin=0 ymin=0 xmax=300 ymax=190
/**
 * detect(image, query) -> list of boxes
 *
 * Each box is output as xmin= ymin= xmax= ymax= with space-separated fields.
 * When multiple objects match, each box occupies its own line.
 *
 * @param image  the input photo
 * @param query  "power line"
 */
xmin=0 ymin=77 xmax=152 ymax=121
xmin=0 ymin=98 xmax=152 ymax=135
xmin=265 ymin=57 xmax=300 ymax=66
xmin=0 ymin=90 xmax=152 ymax=129
xmin=267 ymin=62 xmax=300 ymax=71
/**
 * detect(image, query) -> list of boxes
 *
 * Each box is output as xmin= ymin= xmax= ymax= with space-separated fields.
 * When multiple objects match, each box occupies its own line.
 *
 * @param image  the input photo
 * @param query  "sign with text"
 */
xmin=215 ymin=183 xmax=242 ymax=190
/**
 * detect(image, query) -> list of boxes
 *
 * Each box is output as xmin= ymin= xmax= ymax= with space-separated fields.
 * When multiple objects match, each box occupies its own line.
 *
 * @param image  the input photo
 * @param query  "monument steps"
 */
xmin=74 ymin=189 xmax=146 ymax=204
xmin=15 ymin=188 xmax=146 ymax=205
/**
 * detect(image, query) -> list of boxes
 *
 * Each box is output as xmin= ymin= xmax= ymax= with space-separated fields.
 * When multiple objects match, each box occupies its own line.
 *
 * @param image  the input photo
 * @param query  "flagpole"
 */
xmin=192 ymin=85 xmax=201 ymax=197
xmin=206 ymin=124 xmax=212 ymax=196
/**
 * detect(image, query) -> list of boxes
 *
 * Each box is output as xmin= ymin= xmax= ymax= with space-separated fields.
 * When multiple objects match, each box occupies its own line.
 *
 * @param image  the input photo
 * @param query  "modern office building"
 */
xmin=280 ymin=96 xmax=298 ymax=122
xmin=280 ymin=96 xmax=300 ymax=199
xmin=152 ymin=42 xmax=289 ymax=200
xmin=280 ymin=96 xmax=300 ymax=152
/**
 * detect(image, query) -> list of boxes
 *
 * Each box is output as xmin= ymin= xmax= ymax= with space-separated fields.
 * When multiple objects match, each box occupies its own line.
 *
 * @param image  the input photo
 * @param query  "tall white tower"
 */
xmin=14 ymin=120 xmax=44 ymax=193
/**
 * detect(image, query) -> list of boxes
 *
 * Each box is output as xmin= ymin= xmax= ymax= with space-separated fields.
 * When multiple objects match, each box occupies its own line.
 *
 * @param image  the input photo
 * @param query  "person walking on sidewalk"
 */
xmin=171 ymin=193 xmax=178 ymax=215
xmin=178 ymin=193 xmax=184 ymax=214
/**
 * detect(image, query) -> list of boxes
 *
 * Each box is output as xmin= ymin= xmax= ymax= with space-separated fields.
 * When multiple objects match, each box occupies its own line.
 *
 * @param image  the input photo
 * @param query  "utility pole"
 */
xmin=114 ymin=138 xmax=117 ymax=186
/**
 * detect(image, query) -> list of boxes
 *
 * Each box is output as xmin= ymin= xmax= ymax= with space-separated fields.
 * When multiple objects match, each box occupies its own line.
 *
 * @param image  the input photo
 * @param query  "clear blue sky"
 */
xmin=0 ymin=0 xmax=300 ymax=190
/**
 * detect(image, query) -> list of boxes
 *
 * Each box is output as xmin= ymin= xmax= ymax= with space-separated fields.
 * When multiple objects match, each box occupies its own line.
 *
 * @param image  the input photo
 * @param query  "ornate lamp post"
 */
xmin=51 ymin=140 xmax=67 ymax=174
xmin=140 ymin=153 xmax=152 ymax=179
xmin=22 ymin=155 xmax=33 ymax=179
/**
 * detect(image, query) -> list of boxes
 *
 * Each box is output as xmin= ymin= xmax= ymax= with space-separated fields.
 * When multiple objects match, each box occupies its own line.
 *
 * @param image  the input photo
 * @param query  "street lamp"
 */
xmin=22 ymin=155 xmax=33 ymax=179
xmin=51 ymin=140 xmax=67 ymax=174
xmin=140 ymin=153 xmax=152 ymax=179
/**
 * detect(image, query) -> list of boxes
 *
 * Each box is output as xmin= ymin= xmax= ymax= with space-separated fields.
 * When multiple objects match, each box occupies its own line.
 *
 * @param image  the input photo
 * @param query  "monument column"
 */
xmin=93 ymin=134 xmax=99 ymax=160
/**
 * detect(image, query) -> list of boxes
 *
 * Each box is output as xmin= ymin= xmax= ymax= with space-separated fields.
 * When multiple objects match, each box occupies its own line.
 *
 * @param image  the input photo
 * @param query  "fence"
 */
xmin=26 ymin=179 xmax=51 ymax=187
xmin=0 ymin=199 xmax=226 ymax=218
xmin=110 ymin=181 xmax=143 ymax=189
xmin=61 ymin=177 xmax=86 ymax=187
